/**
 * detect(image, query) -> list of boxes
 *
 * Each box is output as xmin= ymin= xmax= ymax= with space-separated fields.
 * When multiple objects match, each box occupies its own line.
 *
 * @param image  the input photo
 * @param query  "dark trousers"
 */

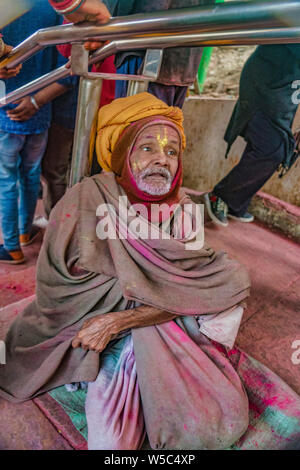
xmin=147 ymin=82 xmax=188 ymax=108
xmin=214 ymin=111 xmax=287 ymax=216
xmin=115 ymin=57 xmax=188 ymax=108
xmin=41 ymin=123 xmax=74 ymax=218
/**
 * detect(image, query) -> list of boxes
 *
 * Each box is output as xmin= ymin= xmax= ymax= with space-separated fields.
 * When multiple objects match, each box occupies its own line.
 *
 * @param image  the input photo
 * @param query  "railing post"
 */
xmin=68 ymin=44 xmax=103 ymax=187
xmin=69 ymin=75 xmax=103 ymax=186
xmin=127 ymin=49 xmax=163 ymax=96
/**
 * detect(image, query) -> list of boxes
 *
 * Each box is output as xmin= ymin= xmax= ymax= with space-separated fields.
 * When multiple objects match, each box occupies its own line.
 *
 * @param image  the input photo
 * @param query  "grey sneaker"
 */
xmin=204 ymin=192 xmax=228 ymax=227
xmin=228 ymin=211 xmax=254 ymax=223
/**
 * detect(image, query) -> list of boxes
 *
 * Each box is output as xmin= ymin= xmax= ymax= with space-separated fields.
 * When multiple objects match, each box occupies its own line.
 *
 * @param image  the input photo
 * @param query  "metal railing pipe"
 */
xmin=1 ymin=0 xmax=300 ymax=69
xmin=69 ymin=76 xmax=103 ymax=186
xmin=2 ymin=24 xmax=300 ymax=107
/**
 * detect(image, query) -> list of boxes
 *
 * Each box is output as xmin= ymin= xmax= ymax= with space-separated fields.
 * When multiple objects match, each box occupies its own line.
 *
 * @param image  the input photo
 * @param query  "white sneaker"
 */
xmin=228 ymin=212 xmax=254 ymax=223
xmin=33 ymin=215 xmax=48 ymax=229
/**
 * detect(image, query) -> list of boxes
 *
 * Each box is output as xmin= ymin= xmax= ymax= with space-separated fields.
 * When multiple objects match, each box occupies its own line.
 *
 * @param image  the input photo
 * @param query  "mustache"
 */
xmin=135 ymin=166 xmax=172 ymax=196
xmin=140 ymin=167 xmax=172 ymax=181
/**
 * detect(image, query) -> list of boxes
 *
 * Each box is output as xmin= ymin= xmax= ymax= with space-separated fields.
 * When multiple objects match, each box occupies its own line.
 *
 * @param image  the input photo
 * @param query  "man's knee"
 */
xmin=147 ymin=390 xmax=249 ymax=450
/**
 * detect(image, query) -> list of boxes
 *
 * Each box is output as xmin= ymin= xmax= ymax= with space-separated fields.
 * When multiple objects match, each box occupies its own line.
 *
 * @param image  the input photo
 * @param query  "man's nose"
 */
xmin=153 ymin=148 xmax=168 ymax=166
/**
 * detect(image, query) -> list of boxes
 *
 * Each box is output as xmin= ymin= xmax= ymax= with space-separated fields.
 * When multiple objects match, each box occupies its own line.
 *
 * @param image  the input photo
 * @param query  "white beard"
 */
xmin=135 ymin=167 xmax=172 ymax=196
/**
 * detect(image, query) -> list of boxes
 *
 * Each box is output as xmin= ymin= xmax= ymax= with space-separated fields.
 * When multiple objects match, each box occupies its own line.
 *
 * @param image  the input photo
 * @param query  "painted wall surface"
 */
xmin=182 ymin=97 xmax=300 ymax=207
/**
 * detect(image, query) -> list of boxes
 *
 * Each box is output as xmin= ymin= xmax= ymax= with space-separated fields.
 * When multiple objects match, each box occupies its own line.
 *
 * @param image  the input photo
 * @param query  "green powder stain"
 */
xmin=261 ymin=406 xmax=299 ymax=439
xmin=49 ymin=386 xmax=88 ymax=440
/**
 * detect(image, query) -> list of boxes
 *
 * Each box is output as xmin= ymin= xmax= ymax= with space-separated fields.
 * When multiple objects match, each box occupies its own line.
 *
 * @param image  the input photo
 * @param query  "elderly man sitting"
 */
xmin=0 ymin=93 xmax=252 ymax=450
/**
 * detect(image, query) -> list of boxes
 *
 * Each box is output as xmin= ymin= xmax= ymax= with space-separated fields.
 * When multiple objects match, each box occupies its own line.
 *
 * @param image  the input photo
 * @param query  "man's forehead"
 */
xmin=135 ymin=124 xmax=180 ymax=143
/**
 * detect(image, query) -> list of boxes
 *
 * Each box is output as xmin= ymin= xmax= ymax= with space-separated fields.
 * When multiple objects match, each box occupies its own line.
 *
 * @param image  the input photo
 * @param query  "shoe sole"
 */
xmin=228 ymin=214 xmax=254 ymax=223
xmin=20 ymin=229 xmax=41 ymax=247
xmin=0 ymin=258 xmax=25 ymax=265
xmin=204 ymin=193 xmax=228 ymax=227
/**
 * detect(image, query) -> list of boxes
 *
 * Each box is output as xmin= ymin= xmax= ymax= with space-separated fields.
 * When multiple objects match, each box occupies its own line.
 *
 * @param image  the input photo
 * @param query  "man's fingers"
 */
xmin=64 ymin=1 xmax=111 ymax=25
xmin=0 ymin=63 xmax=22 ymax=79
xmin=72 ymin=332 xmax=109 ymax=353
xmin=7 ymin=100 xmax=22 ymax=109
xmin=72 ymin=337 xmax=81 ymax=348
xmin=7 ymin=98 xmax=34 ymax=118
xmin=7 ymin=106 xmax=25 ymax=117
xmin=84 ymin=41 xmax=104 ymax=51
xmin=11 ymin=65 xmax=22 ymax=75
xmin=88 ymin=341 xmax=103 ymax=352
xmin=88 ymin=339 xmax=107 ymax=354
xmin=72 ymin=331 xmax=99 ymax=348
xmin=8 ymin=117 xmax=22 ymax=121
xmin=0 ymin=69 xmax=20 ymax=79
xmin=9 ymin=115 xmax=31 ymax=121
xmin=3 ymin=45 xmax=13 ymax=55
xmin=7 ymin=111 xmax=25 ymax=118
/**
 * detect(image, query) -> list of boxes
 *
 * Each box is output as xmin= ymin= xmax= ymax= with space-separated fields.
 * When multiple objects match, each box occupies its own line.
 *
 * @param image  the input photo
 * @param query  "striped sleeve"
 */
xmin=48 ymin=0 xmax=84 ymax=15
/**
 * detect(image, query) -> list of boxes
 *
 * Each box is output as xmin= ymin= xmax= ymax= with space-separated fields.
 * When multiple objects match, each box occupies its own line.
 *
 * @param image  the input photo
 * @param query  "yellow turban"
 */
xmin=92 ymin=92 xmax=186 ymax=172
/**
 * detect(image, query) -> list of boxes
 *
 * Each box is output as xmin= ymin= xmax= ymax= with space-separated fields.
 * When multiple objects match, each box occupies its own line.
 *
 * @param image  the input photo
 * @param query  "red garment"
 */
xmin=93 ymin=56 xmax=116 ymax=108
xmin=57 ymin=42 xmax=115 ymax=108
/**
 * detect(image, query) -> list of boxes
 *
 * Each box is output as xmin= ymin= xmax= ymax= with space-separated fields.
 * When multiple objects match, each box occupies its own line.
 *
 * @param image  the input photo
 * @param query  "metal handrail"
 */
xmin=1 ymin=0 xmax=300 ymax=69
xmin=2 ymin=0 xmax=300 ymax=185
xmin=2 ymin=24 xmax=300 ymax=107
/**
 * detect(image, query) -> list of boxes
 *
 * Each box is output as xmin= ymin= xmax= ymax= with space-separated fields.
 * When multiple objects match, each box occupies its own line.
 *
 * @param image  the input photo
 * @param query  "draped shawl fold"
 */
xmin=0 ymin=172 xmax=250 ymax=402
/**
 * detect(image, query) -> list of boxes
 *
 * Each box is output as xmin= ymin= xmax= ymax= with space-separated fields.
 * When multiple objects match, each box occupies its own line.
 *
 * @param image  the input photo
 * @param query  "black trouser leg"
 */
xmin=41 ymin=123 xmax=74 ymax=218
xmin=214 ymin=111 xmax=287 ymax=216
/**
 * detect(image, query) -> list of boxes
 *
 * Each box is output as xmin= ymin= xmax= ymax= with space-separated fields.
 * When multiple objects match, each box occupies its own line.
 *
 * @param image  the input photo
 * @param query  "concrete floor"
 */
xmin=205 ymin=219 xmax=300 ymax=395
xmin=0 ymin=205 xmax=299 ymax=449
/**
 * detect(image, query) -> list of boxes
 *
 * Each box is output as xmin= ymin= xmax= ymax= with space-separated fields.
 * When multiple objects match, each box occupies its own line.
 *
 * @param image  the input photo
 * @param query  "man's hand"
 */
xmin=0 ymin=45 xmax=22 ymax=79
xmin=72 ymin=313 xmax=120 ymax=353
xmin=65 ymin=0 xmax=110 ymax=25
xmin=72 ymin=306 xmax=177 ymax=354
xmin=64 ymin=0 xmax=111 ymax=51
xmin=0 ymin=64 xmax=22 ymax=79
xmin=7 ymin=96 xmax=38 ymax=121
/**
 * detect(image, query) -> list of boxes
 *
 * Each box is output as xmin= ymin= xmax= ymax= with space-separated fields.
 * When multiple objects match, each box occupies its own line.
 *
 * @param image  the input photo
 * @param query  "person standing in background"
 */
xmin=49 ymin=0 xmax=111 ymax=24
xmin=0 ymin=34 xmax=22 ymax=78
xmin=39 ymin=37 xmax=115 ymax=224
xmin=204 ymin=44 xmax=300 ymax=227
xmin=0 ymin=0 xmax=70 ymax=264
xmin=49 ymin=0 xmax=215 ymax=108
xmin=111 ymin=0 xmax=216 ymax=108
xmin=40 ymin=67 xmax=79 ymax=222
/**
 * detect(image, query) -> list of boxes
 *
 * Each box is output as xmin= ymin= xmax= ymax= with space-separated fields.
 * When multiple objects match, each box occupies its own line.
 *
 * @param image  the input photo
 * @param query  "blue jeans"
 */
xmin=0 ymin=131 xmax=48 ymax=251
